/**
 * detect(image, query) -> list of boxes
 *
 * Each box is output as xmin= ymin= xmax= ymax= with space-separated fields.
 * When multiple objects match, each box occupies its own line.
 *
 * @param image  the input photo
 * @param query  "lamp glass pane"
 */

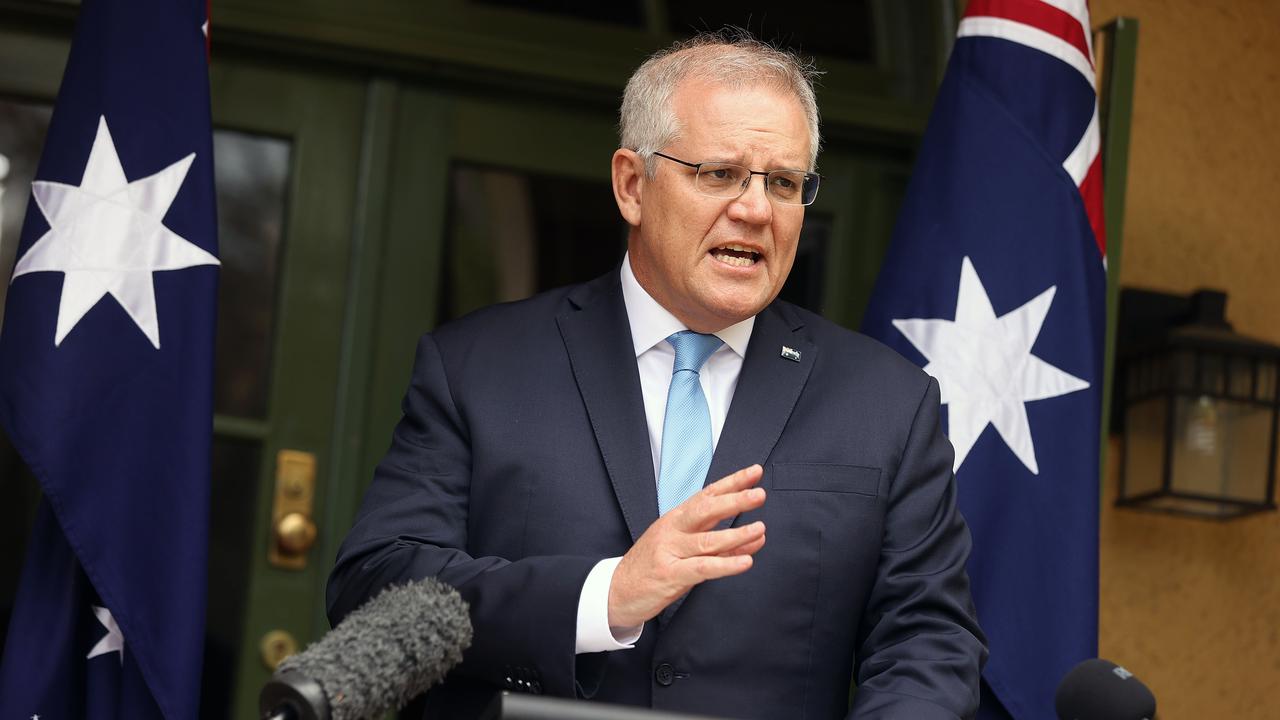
xmin=1130 ymin=354 xmax=1166 ymax=400
xmin=1153 ymin=354 xmax=1170 ymax=393
xmin=1258 ymin=360 xmax=1277 ymax=403
xmin=1200 ymin=353 xmax=1225 ymax=396
xmin=1174 ymin=350 xmax=1196 ymax=391
xmin=1126 ymin=361 xmax=1141 ymax=399
xmin=1121 ymin=396 xmax=1167 ymax=499
xmin=1227 ymin=356 xmax=1253 ymax=399
xmin=1170 ymin=395 xmax=1271 ymax=504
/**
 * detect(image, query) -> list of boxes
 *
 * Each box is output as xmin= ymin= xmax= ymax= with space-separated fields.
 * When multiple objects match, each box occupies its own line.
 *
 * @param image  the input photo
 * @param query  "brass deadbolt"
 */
xmin=276 ymin=512 xmax=317 ymax=555
xmin=260 ymin=629 xmax=298 ymax=670
xmin=268 ymin=450 xmax=318 ymax=570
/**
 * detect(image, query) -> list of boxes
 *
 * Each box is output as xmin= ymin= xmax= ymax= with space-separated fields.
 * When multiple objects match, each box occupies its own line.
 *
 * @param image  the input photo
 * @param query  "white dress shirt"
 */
xmin=574 ymin=254 xmax=754 ymax=653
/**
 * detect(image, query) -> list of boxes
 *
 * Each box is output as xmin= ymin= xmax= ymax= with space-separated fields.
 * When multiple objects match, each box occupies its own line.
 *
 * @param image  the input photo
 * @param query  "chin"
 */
xmin=701 ymin=295 xmax=770 ymax=327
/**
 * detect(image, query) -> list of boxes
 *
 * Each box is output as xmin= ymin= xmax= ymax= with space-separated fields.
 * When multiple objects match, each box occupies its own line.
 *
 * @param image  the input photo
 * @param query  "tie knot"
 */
xmin=667 ymin=331 xmax=723 ymax=373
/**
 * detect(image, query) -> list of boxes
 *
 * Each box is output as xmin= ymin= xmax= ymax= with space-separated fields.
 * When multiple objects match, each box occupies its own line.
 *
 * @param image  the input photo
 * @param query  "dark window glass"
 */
xmin=199 ymin=436 xmax=263 ymax=720
xmin=472 ymin=0 xmax=644 ymax=27
xmin=0 ymin=98 xmax=53 ymax=326
xmin=440 ymin=162 xmax=832 ymax=324
xmin=439 ymin=163 xmax=627 ymax=324
xmin=779 ymin=212 xmax=831 ymax=315
xmin=0 ymin=430 xmax=40 ymax=655
xmin=665 ymin=1 xmax=875 ymax=64
xmin=212 ymin=129 xmax=290 ymax=419
xmin=0 ymin=97 xmax=52 ymax=655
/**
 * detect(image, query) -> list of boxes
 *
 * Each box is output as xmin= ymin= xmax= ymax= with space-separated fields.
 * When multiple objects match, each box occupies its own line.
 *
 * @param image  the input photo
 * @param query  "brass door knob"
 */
xmin=260 ymin=629 xmax=298 ymax=670
xmin=275 ymin=512 xmax=317 ymax=555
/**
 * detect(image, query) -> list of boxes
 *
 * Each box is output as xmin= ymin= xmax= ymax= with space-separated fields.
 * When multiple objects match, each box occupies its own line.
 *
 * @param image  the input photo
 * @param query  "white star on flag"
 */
xmin=86 ymin=605 xmax=124 ymax=665
xmin=12 ymin=115 xmax=219 ymax=349
xmin=892 ymin=256 xmax=1089 ymax=474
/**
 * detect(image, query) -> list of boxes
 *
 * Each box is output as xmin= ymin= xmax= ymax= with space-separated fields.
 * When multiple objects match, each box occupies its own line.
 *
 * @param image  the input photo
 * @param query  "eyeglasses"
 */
xmin=653 ymin=152 xmax=821 ymax=206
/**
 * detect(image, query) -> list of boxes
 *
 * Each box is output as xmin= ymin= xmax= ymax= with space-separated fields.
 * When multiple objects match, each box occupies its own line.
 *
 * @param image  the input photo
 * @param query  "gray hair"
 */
xmin=619 ymin=29 xmax=822 ymax=177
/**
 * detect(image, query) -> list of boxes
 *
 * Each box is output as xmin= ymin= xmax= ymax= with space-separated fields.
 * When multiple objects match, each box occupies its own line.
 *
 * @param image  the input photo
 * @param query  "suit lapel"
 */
xmin=707 ymin=302 xmax=815 ymax=508
xmin=557 ymin=272 xmax=658 ymax=544
xmin=659 ymin=301 xmax=816 ymax=626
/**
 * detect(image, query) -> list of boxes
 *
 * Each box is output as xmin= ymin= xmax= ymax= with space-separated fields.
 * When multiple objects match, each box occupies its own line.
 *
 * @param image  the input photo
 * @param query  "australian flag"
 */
xmin=0 ymin=0 xmax=218 ymax=717
xmin=862 ymin=1 xmax=1107 ymax=718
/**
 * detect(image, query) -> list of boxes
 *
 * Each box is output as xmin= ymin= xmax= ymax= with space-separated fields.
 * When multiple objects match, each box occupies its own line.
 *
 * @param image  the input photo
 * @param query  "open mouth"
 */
xmin=710 ymin=244 xmax=761 ymax=268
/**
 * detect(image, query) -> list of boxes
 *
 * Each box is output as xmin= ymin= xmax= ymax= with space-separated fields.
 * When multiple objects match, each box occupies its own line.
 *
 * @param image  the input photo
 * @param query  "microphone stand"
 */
xmin=260 ymin=670 xmax=331 ymax=720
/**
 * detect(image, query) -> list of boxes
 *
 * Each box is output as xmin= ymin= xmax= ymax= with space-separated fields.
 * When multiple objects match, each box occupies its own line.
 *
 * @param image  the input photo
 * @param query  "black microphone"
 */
xmin=259 ymin=577 xmax=473 ymax=720
xmin=1055 ymin=658 xmax=1157 ymax=720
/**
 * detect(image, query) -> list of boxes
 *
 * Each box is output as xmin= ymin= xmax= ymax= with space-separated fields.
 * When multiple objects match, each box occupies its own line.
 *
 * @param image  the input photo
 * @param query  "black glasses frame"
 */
xmin=652 ymin=151 xmax=821 ymax=206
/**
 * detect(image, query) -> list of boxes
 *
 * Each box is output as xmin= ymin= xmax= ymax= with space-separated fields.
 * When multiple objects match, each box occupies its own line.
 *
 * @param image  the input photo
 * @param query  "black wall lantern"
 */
xmin=1113 ymin=288 xmax=1279 ymax=519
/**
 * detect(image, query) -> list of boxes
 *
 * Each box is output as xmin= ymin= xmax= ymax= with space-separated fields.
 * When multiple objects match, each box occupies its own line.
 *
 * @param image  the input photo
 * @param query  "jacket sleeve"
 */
xmin=850 ymin=377 xmax=988 ymax=720
xmin=326 ymin=333 xmax=601 ymax=698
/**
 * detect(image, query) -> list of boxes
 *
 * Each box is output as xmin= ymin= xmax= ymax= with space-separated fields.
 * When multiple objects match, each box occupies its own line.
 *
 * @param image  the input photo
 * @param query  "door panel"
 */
xmin=207 ymin=57 xmax=365 ymax=720
xmin=211 ymin=129 xmax=291 ymax=420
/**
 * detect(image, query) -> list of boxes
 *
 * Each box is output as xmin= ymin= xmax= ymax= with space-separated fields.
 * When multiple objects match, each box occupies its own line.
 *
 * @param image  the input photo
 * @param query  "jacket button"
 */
xmin=654 ymin=662 xmax=675 ymax=686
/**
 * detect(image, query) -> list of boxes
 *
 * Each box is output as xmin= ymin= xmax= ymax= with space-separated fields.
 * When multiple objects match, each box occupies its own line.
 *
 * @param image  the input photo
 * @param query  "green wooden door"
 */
xmin=207 ymin=58 xmax=366 ymax=720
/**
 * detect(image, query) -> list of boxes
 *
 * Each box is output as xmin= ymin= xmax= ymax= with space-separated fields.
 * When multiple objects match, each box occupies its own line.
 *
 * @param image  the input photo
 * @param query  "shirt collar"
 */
xmin=619 ymin=252 xmax=755 ymax=359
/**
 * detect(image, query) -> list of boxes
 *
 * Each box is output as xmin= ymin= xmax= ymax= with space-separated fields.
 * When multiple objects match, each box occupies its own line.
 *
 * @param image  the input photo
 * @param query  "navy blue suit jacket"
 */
xmin=327 ymin=270 xmax=986 ymax=719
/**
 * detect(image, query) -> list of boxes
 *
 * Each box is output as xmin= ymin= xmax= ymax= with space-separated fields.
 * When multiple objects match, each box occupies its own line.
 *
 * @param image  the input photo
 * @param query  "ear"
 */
xmin=611 ymin=148 xmax=645 ymax=227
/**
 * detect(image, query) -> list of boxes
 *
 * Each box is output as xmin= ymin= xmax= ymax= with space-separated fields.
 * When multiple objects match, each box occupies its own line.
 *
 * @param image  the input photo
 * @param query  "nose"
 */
xmin=726 ymin=174 xmax=772 ymax=225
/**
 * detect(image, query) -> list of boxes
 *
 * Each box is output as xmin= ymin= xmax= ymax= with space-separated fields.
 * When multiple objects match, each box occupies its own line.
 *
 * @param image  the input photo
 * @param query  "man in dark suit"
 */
xmin=328 ymin=32 xmax=986 ymax=719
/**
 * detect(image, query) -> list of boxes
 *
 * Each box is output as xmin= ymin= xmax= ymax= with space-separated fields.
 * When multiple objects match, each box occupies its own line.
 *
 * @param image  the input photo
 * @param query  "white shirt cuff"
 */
xmin=575 ymin=556 xmax=643 ymax=653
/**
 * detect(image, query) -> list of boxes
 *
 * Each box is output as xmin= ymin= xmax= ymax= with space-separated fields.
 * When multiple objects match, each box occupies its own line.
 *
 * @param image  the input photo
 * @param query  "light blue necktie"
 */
xmin=657 ymin=330 xmax=724 ymax=515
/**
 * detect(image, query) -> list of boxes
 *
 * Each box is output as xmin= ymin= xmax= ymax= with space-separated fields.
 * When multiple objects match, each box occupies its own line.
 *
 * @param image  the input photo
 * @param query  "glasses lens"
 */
xmin=695 ymin=163 xmax=749 ymax=198
xmin=800 ymin=173 xmax=820 ymax=205
xmin=765 ymin=171 xmax=809 ymax=204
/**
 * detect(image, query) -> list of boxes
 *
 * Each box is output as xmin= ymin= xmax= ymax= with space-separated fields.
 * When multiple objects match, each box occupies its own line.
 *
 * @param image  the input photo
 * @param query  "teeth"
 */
xmin=712 ymin=251 xmax=756 ymax=267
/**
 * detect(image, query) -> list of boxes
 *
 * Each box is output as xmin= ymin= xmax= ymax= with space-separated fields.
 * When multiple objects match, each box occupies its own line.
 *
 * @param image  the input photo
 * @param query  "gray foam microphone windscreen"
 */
xmin=275 ymin=577 xmax=472 ymax=720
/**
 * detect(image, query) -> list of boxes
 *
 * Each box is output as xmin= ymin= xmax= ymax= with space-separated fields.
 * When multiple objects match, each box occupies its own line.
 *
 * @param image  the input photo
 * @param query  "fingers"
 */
xmin=716 ymin=532 xmax=766 ymax=558
xmin=669 ymin=465 xmax=766 ymax=531
xmin=610 ymin=521 xmax=764 ymax=628
xmin=673 ymin=485 xmax=766 ymax=532
xmin=688 ymin=521 xmax=765 ymax=557
xmin=682 ymin=554 xmax=755 ymax=583
xmin=702 ymin=464 xmax=764 ymax=496
xmin=606 ymin=466 xmax=768 ymax=627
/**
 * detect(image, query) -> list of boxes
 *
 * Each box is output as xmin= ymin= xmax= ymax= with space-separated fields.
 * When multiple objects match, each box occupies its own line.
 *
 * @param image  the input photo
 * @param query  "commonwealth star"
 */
xmin=13 ymin=115 xmax=219 ymax=349
xmin=86 ymin=605 xmax=124 ymax=665
xmin=892 ymin=256 xmax=1089 ymax=475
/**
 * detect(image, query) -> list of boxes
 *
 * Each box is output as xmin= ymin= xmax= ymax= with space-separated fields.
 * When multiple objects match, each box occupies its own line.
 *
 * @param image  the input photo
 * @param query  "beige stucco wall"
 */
xmin=1091 ymin=1 xmax=1280 ymax=717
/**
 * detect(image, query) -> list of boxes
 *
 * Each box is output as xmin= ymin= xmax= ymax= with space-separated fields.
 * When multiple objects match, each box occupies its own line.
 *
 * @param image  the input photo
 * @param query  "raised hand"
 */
xmin=607 ymin=465 xmax=767 ymax=629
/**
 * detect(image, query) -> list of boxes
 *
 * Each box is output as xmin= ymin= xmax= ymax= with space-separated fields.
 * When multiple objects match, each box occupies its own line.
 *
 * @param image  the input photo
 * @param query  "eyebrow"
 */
xmin=701 ymin=156 xmax=810 ymax=171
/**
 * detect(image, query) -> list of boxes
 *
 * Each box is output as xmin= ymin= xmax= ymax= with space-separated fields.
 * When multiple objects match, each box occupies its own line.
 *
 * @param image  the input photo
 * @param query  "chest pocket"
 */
xmin=764 ymin=462 xmax=885 ymax=618
xmin=771 ymin=462 xmax=882 ymax=496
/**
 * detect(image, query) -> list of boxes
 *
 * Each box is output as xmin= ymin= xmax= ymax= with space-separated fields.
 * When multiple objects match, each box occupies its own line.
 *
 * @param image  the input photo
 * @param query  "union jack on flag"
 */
xmin=863 ymin=1 xmax=1107 ymax=717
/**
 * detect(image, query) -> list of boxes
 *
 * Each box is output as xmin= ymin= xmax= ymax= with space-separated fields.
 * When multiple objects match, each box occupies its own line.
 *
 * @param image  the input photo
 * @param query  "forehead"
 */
xmin=670 ymin=79 xmax=810 ymax=165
